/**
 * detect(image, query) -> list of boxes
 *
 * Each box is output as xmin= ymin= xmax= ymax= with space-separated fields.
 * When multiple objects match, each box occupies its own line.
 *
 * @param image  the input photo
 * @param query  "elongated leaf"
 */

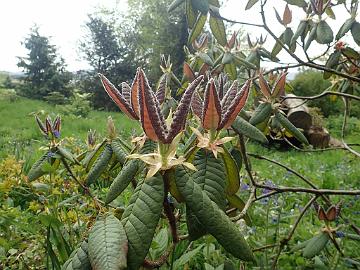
xmin=111 ymin=139 xmax=128 ymax=165
xmin=191 ymin=90 xmax=203 ymax=119
xmin=249 ymin=102 xmax=272 ymax=126
xmin=232 ymin=116 xmax=268 ymax=143
xmin=351 ymin=21 xmax=360 ymax=46
xmin=209 ymin=15 xmax=227 ymax=46
xmin=105 ymin=160 xmax=139 ymax=204
xmin=316 ymin=20 xmax=333 ymax=44
xmin=245 ymin=0 xmax=259 ymax=10
xmin=188 ymin=14 xmax=207 ymax=44
xmin=58 ymin=146 xmax=78 ymax=164
xmin=83 ymin=140 xmax=107 ymax=172
xmin=85 ymin=144 xmax=112 ymax=186
xmin=336 ymin=18 xmax=355 ymax=40
xmin=220 ymin=146 xmax=240 ymax=195
xmin=175 ymin=168 xmax=255 ymax=262
xmin=227 ymin=194 xmax=252 ymax=225
xmin=275 ymin=111 xmax=309 ymax=145
xmin=27 ymin=152 xmax=49 ymax=181
xmin=303 ymin=232 xmax=330 ymax=258
xmin=88 ymin=214 xmax=127 ymax=270
xmin=224 ymin=62 xmax=237 ymax=80
xmin=258 ymin=74 xmax=271 ymax=98
xmin=121 ymin=175 xmax=164 ymax=270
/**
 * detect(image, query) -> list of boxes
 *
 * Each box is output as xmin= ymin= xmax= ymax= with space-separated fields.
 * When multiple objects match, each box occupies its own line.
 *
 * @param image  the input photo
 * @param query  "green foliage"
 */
xmin=17 ymin=26 xmax=72 ymax=100
xmin=291 ymin=70 xmax=341 ymax=116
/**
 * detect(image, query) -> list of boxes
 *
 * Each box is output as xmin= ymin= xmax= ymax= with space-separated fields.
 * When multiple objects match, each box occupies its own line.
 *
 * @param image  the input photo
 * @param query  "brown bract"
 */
xmin=192 ymin=77 xmax=251 ymax=130
xmin=99 ymin=68 xmax=204 ymax=144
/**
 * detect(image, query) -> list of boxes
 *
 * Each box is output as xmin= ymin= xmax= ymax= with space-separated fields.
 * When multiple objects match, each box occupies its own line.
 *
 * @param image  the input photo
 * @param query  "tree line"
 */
xmin=15 ymin=0 xmax=187 ymax=110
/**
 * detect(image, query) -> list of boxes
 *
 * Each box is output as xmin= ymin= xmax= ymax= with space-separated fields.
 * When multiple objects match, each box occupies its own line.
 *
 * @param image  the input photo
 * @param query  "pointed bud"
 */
xmin=219 ymin=80 xmax=251 ymax=129
xmin=167 ymin=75 xmax=204 ymax=142
xmin=137 ymin=69 xmax=168 ymax=142
xmin=271 ymin=72 xmax=287 ymax=98
xmin=183 ymin=62 xmax=196 ymax=82
xmin=107 ymin=116 xmax=116 ymax=139
xmin=99 ymin=74 xmax=138 ymax=120
xmin=221 ymin=80 xmax=238 ymax=113
xmin=258 ymin=73 xmax=271 ymax=98
xmin=35 ymin=115 xmax=47 ymax=135
xmin=202 ymin=79 xmax=222 ymax=130
xmin=191 ymin=90 xmax=203 ymax=119
xmin=87 ymin=129 xmax=96 ymax=148
xmin=130 ymin=69 xmax=141 ymax=117
xmin=156 ymin=74 xmax=167 ymax=104
xmin=52 ymin=116 xmax=61 ymax=138
xmin=45 ymin=116 xmax=52 ymax=135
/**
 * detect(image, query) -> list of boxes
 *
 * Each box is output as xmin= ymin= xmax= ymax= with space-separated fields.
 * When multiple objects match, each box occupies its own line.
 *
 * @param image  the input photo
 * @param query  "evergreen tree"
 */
xmin=17 ymin=26 xmax=72 ymax=100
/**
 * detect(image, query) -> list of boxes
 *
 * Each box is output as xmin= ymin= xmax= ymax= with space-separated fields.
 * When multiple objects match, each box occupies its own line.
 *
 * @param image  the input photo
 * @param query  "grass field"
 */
xmin=0 ymin=88 xmax=138 ymax=161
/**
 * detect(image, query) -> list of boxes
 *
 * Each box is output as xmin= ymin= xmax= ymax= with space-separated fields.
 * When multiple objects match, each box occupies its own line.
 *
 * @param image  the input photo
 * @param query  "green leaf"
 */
xmin=150 ymin=228 xmax=169 ymax=259
xmin=105 ymin=160 xmax=139 ymax=204
xmin=83 ymin=139 xmax=107 ymax=172
xmin=351 ymin=21 xmax=360 ymax=46
xmin=58 ymin=146 xmax=78 ymax=164
xmin=224 ymin=62 xmax=237 ymax=80
xmin=226 ymin=194 xmax=252 ymax=225
xmin=245 ymin=0 xmax=260 ymax=10
xmin=85 ymin=144 xmax=112 ymax=186
xmin=193 ymin=149 xmax=227 ymax=209
xmin=186 ymin=0 xmax=198 ymax=29
xmin=121 ymin=175 xmax=164 ymax=270
xmin=188 ymin=14 xmax=207 ymax=44
xmin=272 ymin=34 xmax=284 ymax=58
xmin=324 ymin=51 xmax=341 ymax=79
xmin=27 ymin=152 xmax=51 ymax=181
xmin=232 ymin=116 xmax=268 ymax=144
xmin=291 ymin=20 xmax=308 ymax=46
xmin=316 ymin=20 xmax=333 ymax=44
xmin=233 ymin=55 xmax=257 ymax=69
xmin=336 ymin=18 xmax=355 ymax=40
xmin=275 ymin=111 xmax=309 ymax=145
xmin=175 ymin=168 xmax=255 ymax=262
xmin=303 ymin=232 xmax=330 ymax=258
xmin=88 ymin=214 xmax=127 ymax=270
xmin=111 ymin=139 xmax=128 ymax=165
xmin=305 ymin=23 xmax=318 ymax=51
xmin=283 ymin=27 xmax=294 ymax=47
xmin=209 ymin=15 xmax=227 ymax=46
xmin=222 ymin=52 xmax=233 ymax=65
xmin=220 ymin=146 xmax=240 ymax=195
xmin=198 ymin=52 xmax=214 ymax=66
xmin=249 ymin=102 xmax=273 ymax=126
xmin=342 ymin=47 xmax=360 ymax=59
xmin=61 ymin=241 xmax=91 ymax=270
xmin=283 ymin=0 xmax=307 ymax=8
xmin=173 ymin=244 xmax=204 ymax=269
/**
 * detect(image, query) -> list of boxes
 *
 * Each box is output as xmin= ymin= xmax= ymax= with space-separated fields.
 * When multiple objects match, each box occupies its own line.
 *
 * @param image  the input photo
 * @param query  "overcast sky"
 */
xmin=0 ymin=0 xmax=358 ymax=72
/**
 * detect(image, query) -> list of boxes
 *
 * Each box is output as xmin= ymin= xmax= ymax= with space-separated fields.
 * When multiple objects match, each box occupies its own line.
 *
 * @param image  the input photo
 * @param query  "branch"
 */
xmin=282 ymin=91 xmax=360 ymax=102
xmin=256 ymin=183 xmax=360 ymax=196
xmin=271 ymin=196 xmax=317 ymax=269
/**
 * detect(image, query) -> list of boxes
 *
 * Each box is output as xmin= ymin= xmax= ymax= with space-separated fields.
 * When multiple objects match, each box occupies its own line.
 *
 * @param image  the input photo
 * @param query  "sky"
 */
xmin=0 ymin=0 xmax=358 ymax=73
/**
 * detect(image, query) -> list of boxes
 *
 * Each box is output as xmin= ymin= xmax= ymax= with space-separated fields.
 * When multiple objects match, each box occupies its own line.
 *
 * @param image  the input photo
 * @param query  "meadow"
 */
xmin=1 ymin=84 xmax=360 ymax=269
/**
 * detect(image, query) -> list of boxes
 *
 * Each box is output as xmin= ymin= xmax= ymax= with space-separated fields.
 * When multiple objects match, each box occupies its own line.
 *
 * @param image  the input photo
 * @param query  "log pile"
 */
xmin=283 ymin=94 xmax=330 ymax=148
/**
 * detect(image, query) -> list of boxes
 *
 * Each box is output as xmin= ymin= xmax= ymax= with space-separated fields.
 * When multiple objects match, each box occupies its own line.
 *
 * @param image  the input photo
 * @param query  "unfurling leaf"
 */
xmin=258 ymin=73 xmax=271 ymax=98
xmin=99 ymin=74 xmax=138 ymax=120
xmin=137 ymin=69 xmax=168 ymax=142
xmin=283 ymin=4 xmax=292 ymax=25
xmin=167 ymin=75 xmax=204 ymax=142
xmin=202 ymin=79 xmax=222 ymax=130
xmin=219 ymin=80 xmax=251 ymax=129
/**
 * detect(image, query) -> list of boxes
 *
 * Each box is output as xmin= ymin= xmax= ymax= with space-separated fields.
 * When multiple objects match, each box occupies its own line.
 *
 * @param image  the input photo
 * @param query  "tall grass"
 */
xmin=0 ymin=89 xmax=137 ymax=160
